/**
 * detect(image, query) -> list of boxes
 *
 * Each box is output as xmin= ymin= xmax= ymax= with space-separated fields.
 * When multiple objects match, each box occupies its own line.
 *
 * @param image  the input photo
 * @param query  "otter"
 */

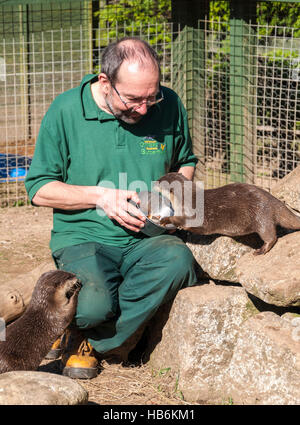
xmin=0 ymin=270 xmax=81 ymax=373
xmin=154 ymin=172 xmax=300 ymax=255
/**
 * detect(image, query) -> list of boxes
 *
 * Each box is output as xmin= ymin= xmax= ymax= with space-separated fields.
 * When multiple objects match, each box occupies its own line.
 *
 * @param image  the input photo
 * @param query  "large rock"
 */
xmin=147 ymin=286 xmax=300 ymax=405
xmin=184 ymin=233 xmax=260 ymax=282
xmin=148 ymin=283 xmax=258 ymax=404
xmin=236 ymin=231 xmax=300 ymax=307
xmin=0 ymin=371 xmax=88 ymax=405
xmin=227 ymin=311 xmax=300 ymax=405
xmin=271 ymin=165 xmax=300 ymax=212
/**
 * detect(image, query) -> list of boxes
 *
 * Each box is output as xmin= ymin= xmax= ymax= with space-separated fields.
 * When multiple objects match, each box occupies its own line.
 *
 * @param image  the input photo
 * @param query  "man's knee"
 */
xmin=164 ymin=241 xmax=196 ymax=277
xmin=75 ymin=282 xmax=116 ymax=329
xmin=157 ymin=241 xmax=197 ymax=303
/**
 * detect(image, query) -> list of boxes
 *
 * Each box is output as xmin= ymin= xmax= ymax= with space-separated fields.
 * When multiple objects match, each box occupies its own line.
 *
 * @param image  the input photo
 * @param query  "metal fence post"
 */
xmin=171 ymin=0 xmax=209 ymax=182
xmin=84 ymin=0 xmax=93 ymax=74
xmin=19 ymin=3 xmax=31 ymax=142
xmin=229 ymin=0 xmax=257 ymax=182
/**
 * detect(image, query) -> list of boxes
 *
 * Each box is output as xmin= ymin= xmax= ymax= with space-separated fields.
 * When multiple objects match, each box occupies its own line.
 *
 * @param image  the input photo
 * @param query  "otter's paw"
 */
xmin=159 ymin=217 xmax=172 ymax=226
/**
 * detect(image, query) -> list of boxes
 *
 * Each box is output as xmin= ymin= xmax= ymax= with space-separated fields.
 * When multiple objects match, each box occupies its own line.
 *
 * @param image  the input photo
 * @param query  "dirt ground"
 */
xmin=0 ymin=205 xmax=194 ymax=406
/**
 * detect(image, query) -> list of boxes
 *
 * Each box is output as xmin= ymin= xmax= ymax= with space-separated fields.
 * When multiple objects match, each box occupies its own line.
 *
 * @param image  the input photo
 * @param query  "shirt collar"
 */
xmin=80 ymin=74 xmax=117 ymax=122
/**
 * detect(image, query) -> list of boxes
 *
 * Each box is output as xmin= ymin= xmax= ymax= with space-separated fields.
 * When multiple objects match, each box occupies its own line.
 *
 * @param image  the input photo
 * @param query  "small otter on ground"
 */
xmin=154 ymin=172 xmax=300 ymax=255
xmin=0 ymin=270 xmax=81 ymax=373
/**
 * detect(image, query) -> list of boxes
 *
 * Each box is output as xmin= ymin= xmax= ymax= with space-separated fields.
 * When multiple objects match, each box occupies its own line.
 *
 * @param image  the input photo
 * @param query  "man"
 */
xmin=25 ymin=37 xmax=198 ymax=379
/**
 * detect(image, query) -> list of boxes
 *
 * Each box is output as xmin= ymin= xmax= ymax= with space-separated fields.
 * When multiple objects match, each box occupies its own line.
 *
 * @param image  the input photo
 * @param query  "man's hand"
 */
xmin=33 ymin=182 xmax=146 ymax=232
xmin=96 ymin=188 xmax=146 ymax=232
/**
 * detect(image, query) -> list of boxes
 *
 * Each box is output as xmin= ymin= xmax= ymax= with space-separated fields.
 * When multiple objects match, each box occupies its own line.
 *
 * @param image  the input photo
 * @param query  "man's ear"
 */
xmin=98 ymin=73 xmax=110 ymax=94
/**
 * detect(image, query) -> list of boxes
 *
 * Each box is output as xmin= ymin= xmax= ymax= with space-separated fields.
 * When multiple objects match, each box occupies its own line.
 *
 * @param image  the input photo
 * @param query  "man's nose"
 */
xmin=135 ymin=102 xmax=148 ymax=115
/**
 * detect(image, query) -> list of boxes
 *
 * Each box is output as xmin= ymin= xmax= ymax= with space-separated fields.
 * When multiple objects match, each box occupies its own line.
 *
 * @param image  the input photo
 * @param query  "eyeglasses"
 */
xmin=111 ymin=83 xmax=164 ymax=111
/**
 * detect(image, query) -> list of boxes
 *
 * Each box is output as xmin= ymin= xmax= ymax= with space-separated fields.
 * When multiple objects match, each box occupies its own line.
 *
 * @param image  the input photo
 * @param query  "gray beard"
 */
xmin=105 ymin=97 xmax=143 ymax=125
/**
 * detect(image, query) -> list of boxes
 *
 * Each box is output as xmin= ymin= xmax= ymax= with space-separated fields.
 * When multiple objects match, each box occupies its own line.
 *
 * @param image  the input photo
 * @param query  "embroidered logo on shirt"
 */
xmin=140 ymin=136 xmax=165 ymax=155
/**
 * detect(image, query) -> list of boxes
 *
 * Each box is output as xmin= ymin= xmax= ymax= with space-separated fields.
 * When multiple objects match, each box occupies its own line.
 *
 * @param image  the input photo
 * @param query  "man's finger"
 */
xmin=126 ymin=202 xmax=146 ymax=222
xmin=115 ymin=214 xmax=144 ymax=233
xmin=126 ymin=191 xmax=141 ymax=205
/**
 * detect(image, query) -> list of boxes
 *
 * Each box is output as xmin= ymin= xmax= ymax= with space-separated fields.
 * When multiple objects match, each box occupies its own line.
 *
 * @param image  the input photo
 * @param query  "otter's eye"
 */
xmin=65 ymin=289 xmax=74 ymax=299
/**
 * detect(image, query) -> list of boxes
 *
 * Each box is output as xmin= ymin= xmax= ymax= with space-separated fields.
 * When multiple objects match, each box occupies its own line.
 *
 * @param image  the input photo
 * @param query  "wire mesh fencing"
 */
xmin=0 ymin=1 xmax=299 ymax=206
xmin=0 ymin=7 xmax=174 ymax=206
xmin=196 ymin=17 xmax=300 ymax=190
xmin=0 ymin=1 xmax=92 ymax=206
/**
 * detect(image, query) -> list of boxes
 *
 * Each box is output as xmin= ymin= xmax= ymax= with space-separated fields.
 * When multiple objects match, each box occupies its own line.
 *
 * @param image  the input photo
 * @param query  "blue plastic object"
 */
xmin=9 ymin=167 xmax=27 ymax=178
xmin=0 ymin=153 xmax=32 ymax=182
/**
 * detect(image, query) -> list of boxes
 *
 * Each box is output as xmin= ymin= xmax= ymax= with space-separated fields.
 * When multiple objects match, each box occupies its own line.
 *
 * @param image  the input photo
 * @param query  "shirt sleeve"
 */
xmin=170 ymin=97 xmax=198 ymax=171
xmin=24 ymin=115 xmax=67 ymax=203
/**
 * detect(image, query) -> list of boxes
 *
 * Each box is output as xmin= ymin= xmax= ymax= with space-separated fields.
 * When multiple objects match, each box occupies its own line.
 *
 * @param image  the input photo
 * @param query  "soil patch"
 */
xmin=0 ymin=206 xmax=53 ymax=283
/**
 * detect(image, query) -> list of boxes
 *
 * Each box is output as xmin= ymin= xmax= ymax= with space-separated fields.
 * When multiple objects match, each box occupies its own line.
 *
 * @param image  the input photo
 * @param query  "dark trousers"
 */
xmin=52 ymin=234 xmax=197 ymax=354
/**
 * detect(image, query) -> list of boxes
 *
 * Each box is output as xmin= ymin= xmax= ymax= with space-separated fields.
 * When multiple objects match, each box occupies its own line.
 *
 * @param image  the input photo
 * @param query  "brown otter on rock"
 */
xmin=154 ymin=172 xmax=300 ymax=255
xmin=0 ymin=270 xmax=81 ymax=373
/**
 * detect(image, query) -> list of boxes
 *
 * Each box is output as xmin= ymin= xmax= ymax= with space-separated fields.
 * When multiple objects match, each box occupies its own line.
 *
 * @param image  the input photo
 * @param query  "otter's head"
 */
xmin=156 ymin=172 xmax=189 ymax=185
xmin=30 ymin=270 xmax=82 ymax=329
xmin=153 ymin=172 xmax=190 ymax=216
xmin=153 ymin=172 xmax=201 ymax=225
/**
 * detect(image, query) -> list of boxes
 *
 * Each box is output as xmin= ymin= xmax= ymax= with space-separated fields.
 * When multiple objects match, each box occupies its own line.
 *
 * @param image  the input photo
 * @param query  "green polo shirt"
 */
xmin=25 ymin=74 xmax=198 ymax=252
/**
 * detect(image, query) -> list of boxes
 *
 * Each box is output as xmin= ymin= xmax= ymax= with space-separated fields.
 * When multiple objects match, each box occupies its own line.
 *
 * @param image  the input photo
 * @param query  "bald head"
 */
xmin=101 ymin=37 xmax=161 ymax=84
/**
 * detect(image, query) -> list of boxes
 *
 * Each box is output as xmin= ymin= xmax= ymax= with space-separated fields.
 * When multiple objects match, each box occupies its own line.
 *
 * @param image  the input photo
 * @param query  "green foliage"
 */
xmin=223 ymin=396 xmax=234 ymax=405
xmin=13 ymin=199 xmax=26 ymax=207
xmin=93 ymin=0 xmax=172 ymax=76
xmin=210 ymin=0 xmax=229 ymax=18
xmin=207 ymin=2 xmax=300 ymax=177
xmin=94 ymin=0 xmax=171 ymax=47
xmin=151 ymin=367 xmax=184 ymax=401
xmin=210 ymin=1 xmax=300 ymax=38
xmin=158 ymin=367 xmax=171 ymax=376
xmin=209 ymin=0 xmax=230 ymax=36
xmin=257 ymin=2 xmax=300 ymax=38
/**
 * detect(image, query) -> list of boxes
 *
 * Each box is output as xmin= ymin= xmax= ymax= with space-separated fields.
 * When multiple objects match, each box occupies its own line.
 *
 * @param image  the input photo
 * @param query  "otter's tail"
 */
xmin=276 ymin=203 xmax=300 ymax=230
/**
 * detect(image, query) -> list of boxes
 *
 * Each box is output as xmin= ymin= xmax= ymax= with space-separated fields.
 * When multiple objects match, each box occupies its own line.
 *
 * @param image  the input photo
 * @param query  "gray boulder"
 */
xmin=148 ymin=285 xmax=300 ymax=405
xmin=227 ymin=311 xmax=300 ymax=405
xmin=236 ymin=231 xmax=300 ymax=307
xmin=148 ymin=283 xmax=258 ymax=404
xmin=185 ymin=233 xmax=257 ymax=282
xmin=0 ymin=371 xmax=88 ymax=405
